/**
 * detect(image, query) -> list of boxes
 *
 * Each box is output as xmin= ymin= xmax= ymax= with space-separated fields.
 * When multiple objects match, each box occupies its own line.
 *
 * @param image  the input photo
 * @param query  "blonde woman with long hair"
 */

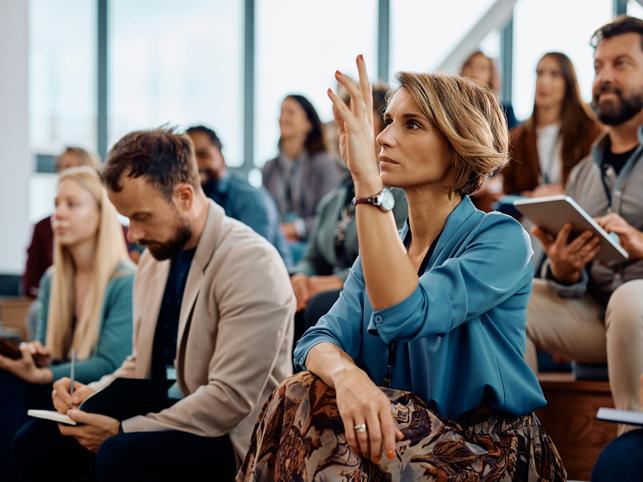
xmin=0 ymin=167 xmax=134 ymax=467
xmin=22 ymin=146 xmax=101 ymax=298
xmin=238 ymin=57 xmax=566 ymax=480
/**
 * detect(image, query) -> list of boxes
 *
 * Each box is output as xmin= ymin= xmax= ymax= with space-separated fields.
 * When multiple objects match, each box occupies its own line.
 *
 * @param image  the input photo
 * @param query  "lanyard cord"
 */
xmin=382 ymin=342 xmax=398 ymax=388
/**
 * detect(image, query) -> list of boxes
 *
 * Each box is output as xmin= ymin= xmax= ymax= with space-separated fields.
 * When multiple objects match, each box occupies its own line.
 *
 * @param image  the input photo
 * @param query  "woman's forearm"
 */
xmin=305 ymin=342 xmax=361 ymax=389
xmin=354 ymin=178 xmax=418 ymax=310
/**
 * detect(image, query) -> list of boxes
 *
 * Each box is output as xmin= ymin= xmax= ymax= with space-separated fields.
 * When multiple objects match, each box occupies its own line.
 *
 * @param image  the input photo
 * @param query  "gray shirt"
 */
xmin=262 ymin=150 xmax=342 ymax=239
xmin=543 ymin=127 xmax=643 ymax=307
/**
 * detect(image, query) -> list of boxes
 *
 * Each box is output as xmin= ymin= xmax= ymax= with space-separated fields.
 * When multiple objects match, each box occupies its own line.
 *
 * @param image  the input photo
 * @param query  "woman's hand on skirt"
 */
xmin=333 ymin=365 xmax=404 ymax=464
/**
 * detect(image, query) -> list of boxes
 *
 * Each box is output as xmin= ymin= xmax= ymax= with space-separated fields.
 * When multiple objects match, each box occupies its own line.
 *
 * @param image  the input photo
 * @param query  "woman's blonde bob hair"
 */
xmin=392 ymin=72 xmax=509 ymax=196
xmin=46 ymin=166 xmax=130 ymax=360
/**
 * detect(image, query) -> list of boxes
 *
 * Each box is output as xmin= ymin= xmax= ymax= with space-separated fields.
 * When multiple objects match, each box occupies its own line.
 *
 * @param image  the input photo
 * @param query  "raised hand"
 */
xmin=327 ymin=55 xmax=381 ymax=194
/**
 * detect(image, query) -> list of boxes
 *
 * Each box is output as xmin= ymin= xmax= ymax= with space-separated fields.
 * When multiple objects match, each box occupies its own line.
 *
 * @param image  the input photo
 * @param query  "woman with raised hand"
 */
xmin=0 ymin=167 xmax=134 ymax=470
xmin=238 ymin=56 xmax=565 ymax=480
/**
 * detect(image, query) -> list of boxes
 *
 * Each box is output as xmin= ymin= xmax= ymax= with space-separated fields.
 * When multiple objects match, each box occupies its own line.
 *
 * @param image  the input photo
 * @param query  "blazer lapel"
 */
xmin=177 ymin=260 xmax=203 ymax=346
xmin=136 ymin=259 xmax=170 ymax=377
xmin=176 ymin=201 xmax=222 ymax=357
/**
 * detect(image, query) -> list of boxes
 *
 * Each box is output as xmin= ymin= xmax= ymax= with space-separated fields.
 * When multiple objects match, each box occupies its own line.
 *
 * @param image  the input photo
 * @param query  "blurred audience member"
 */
xmin=461 ymin=51 xmax=518 ymax=211
xmin=503 ymin=52 xmax=603 ymax=197
xmin=525 ymin=17 xmax=643 ymax=433
xmin=186 ymin=125 xmax=291 ymax=267
xmin=22 ymin=147 xmax=100 ymax=297
xmin=461 ymin=50 xmax=519 ymax=129
xmin=262 ymin=94 xmax=341 ymax=262
xmin=1 ymin=167 xmax=133 ymax=472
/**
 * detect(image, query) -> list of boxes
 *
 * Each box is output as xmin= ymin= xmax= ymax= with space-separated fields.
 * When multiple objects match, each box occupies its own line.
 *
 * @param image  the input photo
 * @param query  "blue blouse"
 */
xmin=294 ymin=196 xmax=546 ymax=419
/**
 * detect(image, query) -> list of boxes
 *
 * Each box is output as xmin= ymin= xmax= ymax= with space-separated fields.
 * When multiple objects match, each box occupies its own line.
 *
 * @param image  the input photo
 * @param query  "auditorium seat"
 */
xmin=536 ymin=372 xmax=617 ymax=480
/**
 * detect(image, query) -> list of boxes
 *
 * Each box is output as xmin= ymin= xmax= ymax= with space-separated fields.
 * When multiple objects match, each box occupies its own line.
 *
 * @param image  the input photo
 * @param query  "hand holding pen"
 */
xmin=51 ymin=349 xmax=95 ymax=414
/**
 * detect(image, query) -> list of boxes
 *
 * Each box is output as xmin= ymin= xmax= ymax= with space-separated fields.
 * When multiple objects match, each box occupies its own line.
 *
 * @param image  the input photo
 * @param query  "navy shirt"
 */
xmin=151 ymin=248 xmax=196 ymax=381
xmin=202 ymin=172 xmax=291 ymax=267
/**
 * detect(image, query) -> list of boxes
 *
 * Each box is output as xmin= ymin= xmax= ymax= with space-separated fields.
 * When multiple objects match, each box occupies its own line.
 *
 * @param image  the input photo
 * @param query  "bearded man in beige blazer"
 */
xmin=11 ymin=128 xmax=295 ymax=482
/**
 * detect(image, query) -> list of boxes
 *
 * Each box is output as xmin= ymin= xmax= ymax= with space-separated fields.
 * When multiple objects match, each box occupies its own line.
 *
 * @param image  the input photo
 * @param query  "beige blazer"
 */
xmin=90 ymin=201 xmax=295 ymax=462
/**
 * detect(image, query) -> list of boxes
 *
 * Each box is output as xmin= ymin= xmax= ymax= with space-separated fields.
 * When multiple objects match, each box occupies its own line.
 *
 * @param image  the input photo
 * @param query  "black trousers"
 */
xmin=11 ymin=419 xmax=237 ymax=482
xmin=0 ymin=370 xmax=51 ymax=475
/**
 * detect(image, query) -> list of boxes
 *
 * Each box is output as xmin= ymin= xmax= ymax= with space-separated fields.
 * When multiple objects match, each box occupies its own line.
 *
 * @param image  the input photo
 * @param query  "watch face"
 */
xmin=378 ymin=189 xmax=396 ymax=211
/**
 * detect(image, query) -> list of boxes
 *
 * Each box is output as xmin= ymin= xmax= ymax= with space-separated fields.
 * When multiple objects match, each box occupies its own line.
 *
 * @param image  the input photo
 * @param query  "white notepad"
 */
xmin=596 ymin=407 xmax=643 ymax=426
xmin=27 ymin=409 xmax=77 ymax=425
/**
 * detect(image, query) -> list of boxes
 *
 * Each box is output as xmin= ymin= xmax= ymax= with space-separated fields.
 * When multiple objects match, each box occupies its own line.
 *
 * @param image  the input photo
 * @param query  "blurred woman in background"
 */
xmin=460 ymin=50 xmax=519 ymax=211
xmin=503 ymin=51 xmax=603 ymax=196
xmin=461 ymin=50 xmax=519 ymax=129
xmin=0 ymin=167 xmax=134 ymax=470
xmin=262 ymin=94 xmax=341 ymax=263
xmin=22 ymin=147 xmax=101 ymax=298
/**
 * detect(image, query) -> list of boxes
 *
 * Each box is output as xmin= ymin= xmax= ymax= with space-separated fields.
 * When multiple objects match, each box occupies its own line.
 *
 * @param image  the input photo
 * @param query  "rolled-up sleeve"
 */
xmin=368 ymin=217 xmax=533 ymax=344
xmin=293 ymin=261 xmax=365 ymax=370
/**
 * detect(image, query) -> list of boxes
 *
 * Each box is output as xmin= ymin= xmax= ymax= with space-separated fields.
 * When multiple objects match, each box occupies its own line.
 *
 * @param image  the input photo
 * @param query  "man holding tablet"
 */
xmin=525 ymin=15 xmax=643 ymax=430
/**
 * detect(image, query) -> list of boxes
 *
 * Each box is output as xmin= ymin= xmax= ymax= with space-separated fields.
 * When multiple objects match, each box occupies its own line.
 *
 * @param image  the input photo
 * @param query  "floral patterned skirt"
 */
xmin=237 ymin=371 xmax=566 ymax=481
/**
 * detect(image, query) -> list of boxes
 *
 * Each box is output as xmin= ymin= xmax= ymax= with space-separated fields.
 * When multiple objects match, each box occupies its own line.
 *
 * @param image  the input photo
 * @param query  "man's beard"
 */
xmin=140 ymin=219 xmax=192 ymax=261
xmin=592 ymin=82 xmax=643 ymax=125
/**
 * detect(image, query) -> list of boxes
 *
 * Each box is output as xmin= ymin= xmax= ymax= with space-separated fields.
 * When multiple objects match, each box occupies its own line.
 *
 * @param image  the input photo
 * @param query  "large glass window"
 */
xmin=109 ymin=0 xmax=244 ymax=166
xmin=390 ymin=0 xmax=498 ymax=74
xmin=512 ymin=0 xmax=613 ymax=121
xmin=627 ymin=0 xmax=643 ymax=17
xmin=254 ymin=0 xmax=377 ymax=168
xmin=30 ymin=0 xmax=96 ymax=222
xmin=30 ymin=0 xmax=97 ymax=155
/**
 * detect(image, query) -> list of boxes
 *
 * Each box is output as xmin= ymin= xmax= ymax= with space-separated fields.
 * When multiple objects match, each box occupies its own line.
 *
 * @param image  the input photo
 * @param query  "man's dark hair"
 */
xmin=590 ymin=15 xmax=643 ymax=50
xmin=103 ymin=127 xmax=200 ymax=199
xmin=185 ymin=125 xmax=223 ymax=151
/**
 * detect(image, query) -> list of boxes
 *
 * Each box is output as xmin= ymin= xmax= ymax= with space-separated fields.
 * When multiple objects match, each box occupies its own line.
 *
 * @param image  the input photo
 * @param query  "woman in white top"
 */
xmin=503 ymin=52 xmax=603 ymax=196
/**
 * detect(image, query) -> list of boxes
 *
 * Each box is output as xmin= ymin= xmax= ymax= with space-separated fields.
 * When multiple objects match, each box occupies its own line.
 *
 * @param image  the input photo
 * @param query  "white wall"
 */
xmin=0 ymin=0 xmax=31 ymax=273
